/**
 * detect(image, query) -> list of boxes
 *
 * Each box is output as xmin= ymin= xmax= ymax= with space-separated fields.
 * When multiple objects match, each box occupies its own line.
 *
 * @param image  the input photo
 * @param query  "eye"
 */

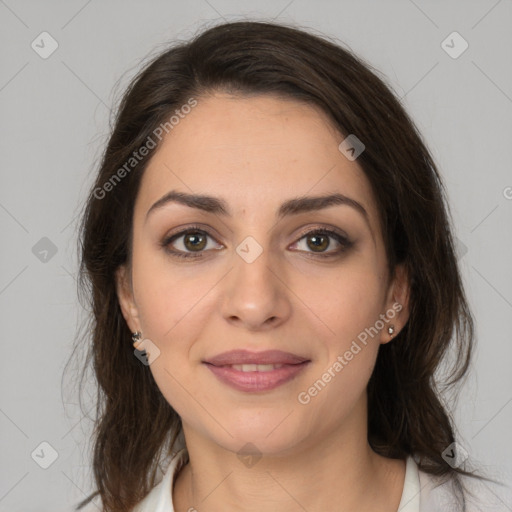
xmin=161 ymin=225 xmax=222 ymax=259
xmin=289 ymin=228 xmax=353 ymax=258
xmin=161 ymin=225 xmax=353 ymax=260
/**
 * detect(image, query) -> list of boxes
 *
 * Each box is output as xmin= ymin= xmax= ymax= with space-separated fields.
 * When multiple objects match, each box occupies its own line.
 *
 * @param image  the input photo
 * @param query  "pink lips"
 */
xmin=203 ymin=349 xmax=310 ymax=392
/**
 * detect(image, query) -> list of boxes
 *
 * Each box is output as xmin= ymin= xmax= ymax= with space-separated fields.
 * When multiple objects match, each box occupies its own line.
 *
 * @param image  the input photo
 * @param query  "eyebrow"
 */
xmin=145 ymin=190 xmax=371 ymax=229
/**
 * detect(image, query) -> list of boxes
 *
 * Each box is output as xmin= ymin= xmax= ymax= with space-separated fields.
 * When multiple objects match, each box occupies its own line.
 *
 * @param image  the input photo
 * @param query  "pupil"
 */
xmin=309 ymin=234 xmax=328 ymax=251
xmin=185 ymin=232 xmax=206 ymax=251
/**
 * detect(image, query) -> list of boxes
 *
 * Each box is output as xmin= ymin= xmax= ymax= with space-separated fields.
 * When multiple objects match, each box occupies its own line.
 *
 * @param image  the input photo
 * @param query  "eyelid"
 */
xmin=293 ymin=224 xmax=350 ymax=244
xmin=163 ymin=222 xmax=221 ymax=242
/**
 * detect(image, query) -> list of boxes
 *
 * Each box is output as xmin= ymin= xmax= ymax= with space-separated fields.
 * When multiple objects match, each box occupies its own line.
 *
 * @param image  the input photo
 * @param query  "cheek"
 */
xmin=298 ymin=260 xmax=386 ymax=341
xmin=295 ymin=270 xmax=385 ymax=420
xmin=302 ymin=264 xmax=387 ymax=399
xmin=131 ymin=241 xmax=213 ymax=340
xmin=131 ymin=254 xmax=215 ymax=418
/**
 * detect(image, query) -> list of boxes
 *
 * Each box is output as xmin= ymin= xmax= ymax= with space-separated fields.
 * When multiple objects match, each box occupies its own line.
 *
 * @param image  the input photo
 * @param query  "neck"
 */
xmin=172 ymin=422 xmax=406 ymax=512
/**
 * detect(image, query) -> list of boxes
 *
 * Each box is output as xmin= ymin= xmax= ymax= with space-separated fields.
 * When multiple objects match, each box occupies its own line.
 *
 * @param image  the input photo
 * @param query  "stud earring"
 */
xmin=387 ymin=325 xmax=395 ymax=336
xmin=132 ymin=331 xmax=142 ymax=346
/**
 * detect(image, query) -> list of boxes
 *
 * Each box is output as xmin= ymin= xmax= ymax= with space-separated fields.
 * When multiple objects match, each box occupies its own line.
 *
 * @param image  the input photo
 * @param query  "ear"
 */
xmin=115 ymin=264 xmax=141 ymax=334
xmin=380 ymin=263 xmax=410 ymax=344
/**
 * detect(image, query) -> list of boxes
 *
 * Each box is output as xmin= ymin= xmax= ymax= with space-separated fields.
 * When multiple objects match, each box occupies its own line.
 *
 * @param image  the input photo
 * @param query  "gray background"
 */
xmin=1 ymin=0 xmax=511 ymax=510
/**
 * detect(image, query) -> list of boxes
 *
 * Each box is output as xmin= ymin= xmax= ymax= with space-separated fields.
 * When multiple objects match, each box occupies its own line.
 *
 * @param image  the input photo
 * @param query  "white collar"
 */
xmin=397 ymin=455 xmax=421 ymax=511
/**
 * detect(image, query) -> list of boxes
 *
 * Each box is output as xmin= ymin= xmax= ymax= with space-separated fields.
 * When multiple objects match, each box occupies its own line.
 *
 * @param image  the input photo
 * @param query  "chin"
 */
xmin=215 ymin=420 xmax=305 ymax=457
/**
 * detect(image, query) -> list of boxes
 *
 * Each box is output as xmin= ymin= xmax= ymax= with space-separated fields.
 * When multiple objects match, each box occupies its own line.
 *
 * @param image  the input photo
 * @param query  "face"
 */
xmin=116 ymin=92 xmax=409 ymax=457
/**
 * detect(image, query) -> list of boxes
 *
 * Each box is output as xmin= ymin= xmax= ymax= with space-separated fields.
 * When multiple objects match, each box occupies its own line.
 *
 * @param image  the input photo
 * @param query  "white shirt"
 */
xmin=131 ymin=448 xmax=512 ymax=512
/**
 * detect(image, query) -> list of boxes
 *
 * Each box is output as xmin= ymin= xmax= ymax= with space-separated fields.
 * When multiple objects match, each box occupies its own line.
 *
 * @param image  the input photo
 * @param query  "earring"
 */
xmin=387 ymin=325 xmax=395 ymax=336
xmin=132 ymin=331 xmax=142 ymax=346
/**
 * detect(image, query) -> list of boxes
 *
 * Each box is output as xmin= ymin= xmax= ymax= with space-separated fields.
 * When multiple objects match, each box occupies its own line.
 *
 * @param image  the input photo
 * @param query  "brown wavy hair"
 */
xmin=68 ymin=19 xmax=494 ymax=512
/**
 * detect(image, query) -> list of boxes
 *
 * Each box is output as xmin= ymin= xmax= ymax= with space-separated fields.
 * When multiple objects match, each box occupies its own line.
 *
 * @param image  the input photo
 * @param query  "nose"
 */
xmin=220 ymin=246 xmax=292 ymax=331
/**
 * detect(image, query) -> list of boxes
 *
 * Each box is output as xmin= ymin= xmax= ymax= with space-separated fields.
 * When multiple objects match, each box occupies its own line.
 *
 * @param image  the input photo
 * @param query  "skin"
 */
xmin=116 ymin=92 xmax=410 ymax=512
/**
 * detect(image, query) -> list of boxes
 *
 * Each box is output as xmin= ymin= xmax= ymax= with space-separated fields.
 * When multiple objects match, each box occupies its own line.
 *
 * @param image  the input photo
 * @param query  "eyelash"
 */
xmin=160 ymin=224 xmax=353 ymax=260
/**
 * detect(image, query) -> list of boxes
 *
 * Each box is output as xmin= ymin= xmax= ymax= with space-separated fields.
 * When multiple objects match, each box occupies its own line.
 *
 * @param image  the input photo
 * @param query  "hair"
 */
xmin=68 ymin=19 xmax=495 ymax=512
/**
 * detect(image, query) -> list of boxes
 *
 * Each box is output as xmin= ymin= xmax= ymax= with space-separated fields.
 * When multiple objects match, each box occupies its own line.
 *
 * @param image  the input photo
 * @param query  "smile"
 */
xmin=203 ymin=361 xmax=310 ymax=392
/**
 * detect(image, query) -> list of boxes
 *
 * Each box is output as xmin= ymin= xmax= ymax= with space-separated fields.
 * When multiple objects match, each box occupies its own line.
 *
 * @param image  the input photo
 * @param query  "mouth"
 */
xmin=203 ymin=349 xmax=310 ymax=367
xmin=203 ymin=360 xmax=310 ymax=392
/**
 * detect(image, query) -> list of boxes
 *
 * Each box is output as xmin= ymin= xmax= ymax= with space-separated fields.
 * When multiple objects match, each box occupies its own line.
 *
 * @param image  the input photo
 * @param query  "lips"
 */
xmin=204 ymin=360 xmax=310 ymax=392
xmin=202 ymin=349 xmax=311 ymax=392
xmin=203 ymin=349 xmax=309 ymax=367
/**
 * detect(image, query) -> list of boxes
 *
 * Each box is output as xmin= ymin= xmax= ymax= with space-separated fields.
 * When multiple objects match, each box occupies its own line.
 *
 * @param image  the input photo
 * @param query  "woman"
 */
xmin=71 ymin=20 xmax=510 ymax=512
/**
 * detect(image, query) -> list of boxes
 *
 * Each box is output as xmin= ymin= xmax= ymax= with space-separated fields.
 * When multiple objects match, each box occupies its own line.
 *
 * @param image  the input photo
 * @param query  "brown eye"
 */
xmin=306 ymin=233 xmax=330 ymax=252
xmin=162 ymin=227 xmax=222 ymax=259
xmin=291 ymin=228 xmax=353 ymax=258
xmin=182 ymin=231 xmax=207 ymax=252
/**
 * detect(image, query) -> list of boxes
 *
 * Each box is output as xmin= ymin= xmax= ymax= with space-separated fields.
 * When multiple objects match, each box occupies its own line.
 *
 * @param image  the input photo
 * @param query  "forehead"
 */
xmin=135 ymin=93 xmax=379 ymax=228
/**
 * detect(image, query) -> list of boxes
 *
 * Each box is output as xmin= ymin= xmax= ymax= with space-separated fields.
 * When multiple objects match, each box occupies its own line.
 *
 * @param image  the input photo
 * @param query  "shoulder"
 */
xmin=418 ymin=466 xmax=512 ymax=512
